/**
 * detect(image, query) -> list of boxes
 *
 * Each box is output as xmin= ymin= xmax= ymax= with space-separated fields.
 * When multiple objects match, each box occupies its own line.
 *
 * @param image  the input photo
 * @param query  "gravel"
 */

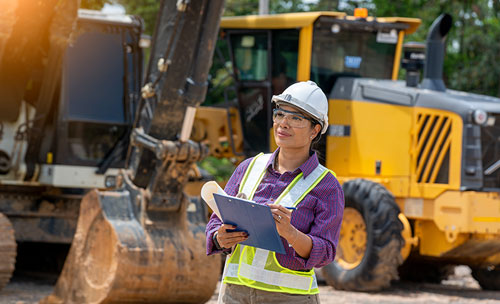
xmin=1 ymin=266 xmax=500 ymax=304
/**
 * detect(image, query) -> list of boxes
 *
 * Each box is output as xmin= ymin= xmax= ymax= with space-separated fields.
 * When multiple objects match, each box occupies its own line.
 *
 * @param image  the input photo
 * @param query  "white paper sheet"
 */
xmin=201 ymin=181 xmax=226 ymax=219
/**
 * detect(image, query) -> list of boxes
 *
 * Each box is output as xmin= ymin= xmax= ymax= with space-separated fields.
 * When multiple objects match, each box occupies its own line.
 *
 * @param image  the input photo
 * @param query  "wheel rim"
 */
xmin=336 ymin=207 xmax=366 ymax=270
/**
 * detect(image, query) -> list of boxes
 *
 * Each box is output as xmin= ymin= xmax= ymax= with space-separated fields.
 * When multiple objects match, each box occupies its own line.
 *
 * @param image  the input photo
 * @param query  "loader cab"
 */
xmin=216 ymin=12 xmax=420 ymax=156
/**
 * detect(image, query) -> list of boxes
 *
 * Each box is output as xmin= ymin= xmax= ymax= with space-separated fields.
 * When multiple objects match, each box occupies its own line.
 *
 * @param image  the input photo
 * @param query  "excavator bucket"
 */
xmin=43 ymin=185 xmax=219 ymax=304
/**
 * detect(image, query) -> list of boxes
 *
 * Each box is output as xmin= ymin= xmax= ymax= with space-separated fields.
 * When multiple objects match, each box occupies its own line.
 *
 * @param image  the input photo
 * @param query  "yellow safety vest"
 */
xmin=222 ymin=153 xmax=333 ymax=295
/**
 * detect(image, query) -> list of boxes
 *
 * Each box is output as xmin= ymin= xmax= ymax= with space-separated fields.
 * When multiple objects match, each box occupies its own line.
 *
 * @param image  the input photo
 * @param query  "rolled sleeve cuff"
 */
xmin=206 ymin=227 xmax=220 ymax=255
xmin=206 ymin=227 xmax=232 ymax=256
xmin=293 ymin=234 xmax=332 ymax=269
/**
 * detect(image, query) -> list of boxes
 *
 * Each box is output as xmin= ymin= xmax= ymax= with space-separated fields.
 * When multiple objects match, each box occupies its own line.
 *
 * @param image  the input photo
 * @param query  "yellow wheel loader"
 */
xmin=213 ymin=10 xmax=500 ymax=291
xmin=0 ymin=0 xmax=231 ymax=302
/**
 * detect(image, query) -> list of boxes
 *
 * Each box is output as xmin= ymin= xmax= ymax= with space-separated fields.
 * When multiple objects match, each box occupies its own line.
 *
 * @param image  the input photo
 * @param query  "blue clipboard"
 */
xmin=213 ymin=193 xmax=286 ymax=254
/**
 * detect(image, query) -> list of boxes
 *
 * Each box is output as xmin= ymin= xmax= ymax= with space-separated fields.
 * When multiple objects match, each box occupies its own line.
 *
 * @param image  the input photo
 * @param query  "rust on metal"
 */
xmin=43 ymin=184 xmax=220 ymax=303
xmin=0 ymin=213 xmax=16 ymax=290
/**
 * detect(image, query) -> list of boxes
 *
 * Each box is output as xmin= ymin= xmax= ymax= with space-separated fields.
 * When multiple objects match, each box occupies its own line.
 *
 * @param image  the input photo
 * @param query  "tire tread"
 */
xmin=322 ymin=179 xmax=404 ymax=291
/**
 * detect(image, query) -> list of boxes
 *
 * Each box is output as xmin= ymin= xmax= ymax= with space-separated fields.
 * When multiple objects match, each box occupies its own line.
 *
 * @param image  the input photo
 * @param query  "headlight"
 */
xmin=331 ymin=24 xmax=341 ymax=34
xmin=473 ymin=109 xmax=488 ymax=125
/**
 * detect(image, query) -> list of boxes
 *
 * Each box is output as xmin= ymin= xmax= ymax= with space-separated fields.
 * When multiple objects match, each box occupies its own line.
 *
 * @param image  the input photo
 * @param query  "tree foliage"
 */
xmin=118 ymin=0 xmax=160 ymax=35
xmin=372 ymin=0 xmax=500 ymax=97
xmin=80 ymin=0 xmax=500 ymax=97
xmin=80 ymin=0 xmax=107 ymax=10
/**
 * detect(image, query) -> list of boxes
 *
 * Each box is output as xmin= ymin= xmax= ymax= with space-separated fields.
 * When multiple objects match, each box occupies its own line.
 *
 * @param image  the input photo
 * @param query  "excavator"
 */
xmin=0 ymin=0 xmax=229 ymax=303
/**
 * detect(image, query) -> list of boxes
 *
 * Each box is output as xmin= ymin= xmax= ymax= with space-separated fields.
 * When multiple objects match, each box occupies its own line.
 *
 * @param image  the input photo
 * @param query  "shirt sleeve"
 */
xmin=293 ymin=175 xmax=344 ymax=269
xmin=205 ymin=158 xmax=253 ymax=256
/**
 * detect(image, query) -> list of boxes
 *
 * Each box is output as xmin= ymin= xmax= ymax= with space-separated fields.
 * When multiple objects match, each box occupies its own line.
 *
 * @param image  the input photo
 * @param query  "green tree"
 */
xmin=270 ymin=0 xmax=310 ymax=13
xmin=371 ymin=0 xmax=500 ymax=97
xmin=225 ymin=0 xmax=259 ymax=16
xmin=80 ymin=1 xmax=500 ymax=98
xmin=80 ymin=0 xmax=107 ymax=10
xmin=313 ymin=0 xmax=340 ymax=11
xmin=118 ymin=0 xmax=160 ymax=35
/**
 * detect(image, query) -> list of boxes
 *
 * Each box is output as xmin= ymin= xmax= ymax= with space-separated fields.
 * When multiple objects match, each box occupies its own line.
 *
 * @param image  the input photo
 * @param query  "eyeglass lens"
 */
xmin=273 ymin=109 xmax=309 ymax=128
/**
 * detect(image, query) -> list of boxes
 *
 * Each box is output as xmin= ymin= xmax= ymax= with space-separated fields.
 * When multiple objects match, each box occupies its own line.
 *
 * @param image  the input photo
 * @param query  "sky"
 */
xmin=101 ymin=2 xmax=125 ymax=14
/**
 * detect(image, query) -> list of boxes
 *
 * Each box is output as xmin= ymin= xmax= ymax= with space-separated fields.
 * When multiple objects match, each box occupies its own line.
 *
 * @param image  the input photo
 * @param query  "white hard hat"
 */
xmin=272 ymin=81 xmax=329 ymax=134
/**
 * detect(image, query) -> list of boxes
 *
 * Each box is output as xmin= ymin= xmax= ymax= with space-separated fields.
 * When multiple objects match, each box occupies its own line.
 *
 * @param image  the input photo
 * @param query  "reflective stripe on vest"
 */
xmin=222 ymin=153 xmax=331 ymax=295
xmin=239 ymin=153 xmax=271 ymax=199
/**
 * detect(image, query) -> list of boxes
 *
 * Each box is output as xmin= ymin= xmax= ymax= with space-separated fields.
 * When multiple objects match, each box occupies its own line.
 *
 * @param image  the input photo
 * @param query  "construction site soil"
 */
xmin=1 ymin=266 xmax=499 ymax=303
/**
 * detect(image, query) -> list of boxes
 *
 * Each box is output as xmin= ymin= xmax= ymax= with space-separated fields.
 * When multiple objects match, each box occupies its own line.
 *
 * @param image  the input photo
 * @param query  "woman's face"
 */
xmin=273 ymin=104 xmax=321 ymax=150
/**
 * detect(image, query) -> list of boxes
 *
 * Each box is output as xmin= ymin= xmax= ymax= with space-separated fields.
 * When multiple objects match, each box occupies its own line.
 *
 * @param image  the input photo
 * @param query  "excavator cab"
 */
xmin=0 ymin=9 xmax=143 ymax=188
xmin=54 ymin=10 xmax=142 ymax=171
xmin=216 ymin=12 xmax=420 ymax=155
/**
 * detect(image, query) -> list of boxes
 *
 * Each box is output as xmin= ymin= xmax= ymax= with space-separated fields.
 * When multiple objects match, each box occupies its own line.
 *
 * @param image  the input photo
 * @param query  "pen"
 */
xmin=285 ymin=207 xmax=297 ymax=210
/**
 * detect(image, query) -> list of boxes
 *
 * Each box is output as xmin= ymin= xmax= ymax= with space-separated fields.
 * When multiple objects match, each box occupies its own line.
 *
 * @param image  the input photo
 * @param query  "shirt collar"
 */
xmin=267 ymin=148 xmax=319 ymax=178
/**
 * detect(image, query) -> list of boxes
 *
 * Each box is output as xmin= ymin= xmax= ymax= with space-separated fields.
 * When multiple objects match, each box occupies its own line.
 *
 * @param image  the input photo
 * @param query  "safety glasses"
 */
xmin=272 ymin=108 xmax=315 ymax=128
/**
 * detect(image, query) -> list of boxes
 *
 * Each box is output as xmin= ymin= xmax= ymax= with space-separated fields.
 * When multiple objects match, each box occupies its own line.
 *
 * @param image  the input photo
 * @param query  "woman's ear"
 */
xmin=311 ymin=124 xmax=321 ymax=139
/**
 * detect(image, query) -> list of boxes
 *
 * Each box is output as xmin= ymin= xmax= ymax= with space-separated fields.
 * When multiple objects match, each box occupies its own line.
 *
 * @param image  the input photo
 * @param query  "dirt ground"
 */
xmin=1 ymin=266 xmax=500 ymax=304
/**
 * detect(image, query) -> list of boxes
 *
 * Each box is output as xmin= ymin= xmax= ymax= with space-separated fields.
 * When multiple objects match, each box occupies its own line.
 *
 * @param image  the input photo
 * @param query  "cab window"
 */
xmin=231 ymin=33 xmax=268 ymax=81
xmin=271 ymin=30 xmax=299 ymax=95
xmin=311 ymin=18 xmax=398 ymax=94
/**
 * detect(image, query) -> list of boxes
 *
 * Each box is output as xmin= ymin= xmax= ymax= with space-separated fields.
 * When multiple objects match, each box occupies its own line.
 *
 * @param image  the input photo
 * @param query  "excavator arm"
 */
xmin=41 ymin=1 xmax=225 ymax=303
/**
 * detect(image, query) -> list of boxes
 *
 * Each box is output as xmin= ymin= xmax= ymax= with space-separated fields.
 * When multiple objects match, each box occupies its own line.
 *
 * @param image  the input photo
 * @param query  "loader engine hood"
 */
xmin=332 ymin=78 xmax=500 ymax=119
xmin=332 ymin=77 xmax=500 ymax=191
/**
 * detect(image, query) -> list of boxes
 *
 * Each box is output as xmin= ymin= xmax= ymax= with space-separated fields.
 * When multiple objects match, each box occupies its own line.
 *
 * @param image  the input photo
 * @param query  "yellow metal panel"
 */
xmin=221 ymin=13 xmax=421 ymax=34
xmin=391 ymin=30 xmax=405 ymax=80
xmin=297 ymin=25 xmax=313 ymax=81
xmin=330 ymin=99 xmax=412 ymax=176
xmin=409 ymin=108 xmax=463 ymax=199
xmin=410 ymin=184 xmax=449 ymax=200
xmin=429 ymin=132 xmax=452 ymax=183
xmin=375 ymin=17 xmax=421 ymax=34
xmin=396 ymin=198 xmax=435 ymax=220
xmin=415 ymin=220 xmax=468 ymax=257
xmin=325 ymin=99 xmax=351 ymax=175
xmin=338 ymin=177 xmax=410 ymax=198
xmin=327 ymin=99 xmax=412 ymax=197
xmin=434 ymin=191 xmax=500 ymax=235
xmin=220 ymin=12 xmax=345 ymax=29
xmin=448 ymin=114 xmax=463 ymax=188
xmin=417 ymin=116 xmax=445 ymax=180
xmin=415 ymin=115 xmax=434 ymax=157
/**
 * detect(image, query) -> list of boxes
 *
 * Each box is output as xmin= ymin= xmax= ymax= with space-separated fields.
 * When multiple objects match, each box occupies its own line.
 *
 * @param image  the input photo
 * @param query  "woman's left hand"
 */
xmin=269 ymin=205 xmax=296 ymax=240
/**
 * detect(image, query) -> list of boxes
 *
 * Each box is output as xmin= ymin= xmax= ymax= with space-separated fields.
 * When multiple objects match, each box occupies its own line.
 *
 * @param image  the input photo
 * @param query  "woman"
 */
xmin=206 ymin=81 xmax=344 ymax=303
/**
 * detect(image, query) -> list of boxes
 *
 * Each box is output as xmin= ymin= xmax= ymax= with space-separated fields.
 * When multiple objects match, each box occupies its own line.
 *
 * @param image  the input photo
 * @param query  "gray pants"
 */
xmin=220 ymin=283 xmax=320 ymax=304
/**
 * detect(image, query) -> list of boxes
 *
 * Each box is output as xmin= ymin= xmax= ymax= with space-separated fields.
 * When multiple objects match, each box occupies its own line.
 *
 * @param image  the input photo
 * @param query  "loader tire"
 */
xmin=0 ymin=213 xmax=16 ymax=291
xmin=471 ymin=265 xmax=500 ymax=290
xmin=399 ymin=260 xmax=454 ymax=283
xmin=321 ymin=179 xmax=404 ymax=291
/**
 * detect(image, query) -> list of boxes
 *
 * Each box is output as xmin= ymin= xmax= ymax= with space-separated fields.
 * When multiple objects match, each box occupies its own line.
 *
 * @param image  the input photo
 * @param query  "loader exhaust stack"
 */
xmin=420 ymin=13 xmax=452 ymax=92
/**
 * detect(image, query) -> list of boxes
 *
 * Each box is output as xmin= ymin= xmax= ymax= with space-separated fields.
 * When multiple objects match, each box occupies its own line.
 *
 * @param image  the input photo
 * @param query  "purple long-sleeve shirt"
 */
xmin=205 ymin=149 xmax=344 ymax=271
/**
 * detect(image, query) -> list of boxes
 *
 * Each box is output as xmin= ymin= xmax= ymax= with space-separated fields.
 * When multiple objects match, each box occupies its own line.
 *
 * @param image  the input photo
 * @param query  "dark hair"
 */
xmin=310 ymin=121 xmax=326 ymax=164
xmin=310 ymin=120 xmax=322 ymax=146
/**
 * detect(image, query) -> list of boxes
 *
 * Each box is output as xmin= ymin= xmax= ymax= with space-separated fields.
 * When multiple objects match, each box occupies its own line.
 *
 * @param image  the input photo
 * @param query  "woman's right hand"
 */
xmin=216 ymin=224 xmax=248 ymax=249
